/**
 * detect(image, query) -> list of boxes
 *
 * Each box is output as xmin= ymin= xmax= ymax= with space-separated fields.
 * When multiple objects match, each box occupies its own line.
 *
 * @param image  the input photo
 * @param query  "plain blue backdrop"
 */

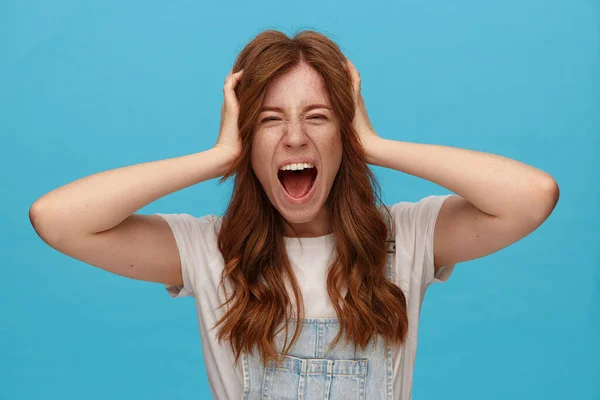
xmin=2 ymin=0 xmax=598 ymax=399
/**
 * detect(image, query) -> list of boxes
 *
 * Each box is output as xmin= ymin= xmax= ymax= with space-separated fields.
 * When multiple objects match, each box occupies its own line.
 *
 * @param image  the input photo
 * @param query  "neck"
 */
xmin=282 ymin=206 xmax=332 ymax=238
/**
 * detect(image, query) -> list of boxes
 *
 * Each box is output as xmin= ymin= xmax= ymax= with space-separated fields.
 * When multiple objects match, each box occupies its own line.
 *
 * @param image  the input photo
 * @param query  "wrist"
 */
xmin=361 ymin=134 xmax=384 ymax=166
xmin=208 ymin=146 xmax=239 ymax=177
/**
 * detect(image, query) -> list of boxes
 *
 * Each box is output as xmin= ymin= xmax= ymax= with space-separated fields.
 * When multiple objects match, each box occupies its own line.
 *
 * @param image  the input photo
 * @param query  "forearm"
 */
xmin=365 ymin=137 xmax=558 ymax=219
xmin=30 ymin=147 xmax=235 ymax=237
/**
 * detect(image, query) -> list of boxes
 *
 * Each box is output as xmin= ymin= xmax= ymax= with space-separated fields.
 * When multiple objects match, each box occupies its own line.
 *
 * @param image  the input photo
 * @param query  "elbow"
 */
xmin=534 ymin=177 xmax=560 ymax=222
xmin=29 ymin=200 xmax=60 ymax=244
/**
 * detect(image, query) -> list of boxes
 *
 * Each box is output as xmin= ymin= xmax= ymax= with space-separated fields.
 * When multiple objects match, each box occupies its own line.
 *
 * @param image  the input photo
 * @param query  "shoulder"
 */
xmin=387 ymin=194 xmax=456 ymax=285
xmin=388 ymin=194 xmax=454 ymax=232
xmin=154 ymin=212 xmax=223 ymax=256
xmin=153 ymin=212 xmax=224 ymax=298
xmin=155 ymin=212 xmax=222 ymax=234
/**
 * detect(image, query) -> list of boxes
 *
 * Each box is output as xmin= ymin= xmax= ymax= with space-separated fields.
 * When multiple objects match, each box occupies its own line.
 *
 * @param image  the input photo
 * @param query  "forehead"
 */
xmin=262 ymin=62 xmax=330 ymax=107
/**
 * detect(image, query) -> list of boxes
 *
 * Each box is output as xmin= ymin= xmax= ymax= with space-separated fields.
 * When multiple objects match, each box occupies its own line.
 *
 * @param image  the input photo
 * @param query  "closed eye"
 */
xmin=260 ymin=115 xmax=327 ymax=123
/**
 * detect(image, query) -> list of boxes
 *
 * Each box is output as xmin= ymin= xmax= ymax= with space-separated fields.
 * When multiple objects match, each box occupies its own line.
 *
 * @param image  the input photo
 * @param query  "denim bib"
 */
xmin=241 ymin=206 xmax=395 ymax=400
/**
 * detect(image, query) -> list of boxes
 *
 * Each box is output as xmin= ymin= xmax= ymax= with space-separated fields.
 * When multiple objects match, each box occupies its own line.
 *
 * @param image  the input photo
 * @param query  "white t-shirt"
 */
xmin=156 ymin=194 xmax=456 ymax=400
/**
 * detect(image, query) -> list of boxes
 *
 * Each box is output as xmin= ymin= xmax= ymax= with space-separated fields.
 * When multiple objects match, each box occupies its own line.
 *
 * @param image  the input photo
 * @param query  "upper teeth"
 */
xmin=280 ymin=162 xmax=314 ymax=171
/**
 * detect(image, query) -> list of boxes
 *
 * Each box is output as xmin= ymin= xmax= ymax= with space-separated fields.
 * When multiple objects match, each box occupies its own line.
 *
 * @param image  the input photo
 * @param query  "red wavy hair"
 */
xmin=214 ymin=29 xmax=408 ymax=367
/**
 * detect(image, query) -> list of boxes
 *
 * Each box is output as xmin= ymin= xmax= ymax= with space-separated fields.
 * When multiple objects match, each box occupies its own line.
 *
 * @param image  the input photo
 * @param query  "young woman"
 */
xmin=29 ymin=30 xmax=559 ymax=400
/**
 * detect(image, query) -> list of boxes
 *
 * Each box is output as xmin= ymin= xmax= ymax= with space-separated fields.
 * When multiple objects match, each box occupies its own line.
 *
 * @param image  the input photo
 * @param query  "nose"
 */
xmin=282 ymin=121 xmax=309 ymax=149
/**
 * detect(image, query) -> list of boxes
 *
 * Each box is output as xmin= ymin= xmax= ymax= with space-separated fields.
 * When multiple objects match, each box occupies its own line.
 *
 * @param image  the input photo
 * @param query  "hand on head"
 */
xmin=343 ymin=59 xmax=379 ymax=152
xmin=215 ymin=69 xmax=244 ymax=161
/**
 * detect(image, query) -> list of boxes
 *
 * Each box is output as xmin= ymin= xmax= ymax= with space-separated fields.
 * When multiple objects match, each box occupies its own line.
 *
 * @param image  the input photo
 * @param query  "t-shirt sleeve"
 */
xmin=390 ymin=194 xmax=456 ymax=288
xmin=153 ymin=213 xmax=221 ymax=298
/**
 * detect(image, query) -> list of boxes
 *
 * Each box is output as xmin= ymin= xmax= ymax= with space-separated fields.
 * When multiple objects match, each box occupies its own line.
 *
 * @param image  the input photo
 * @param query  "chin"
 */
xmin=277 ymin=206 xmax=321 ymax=225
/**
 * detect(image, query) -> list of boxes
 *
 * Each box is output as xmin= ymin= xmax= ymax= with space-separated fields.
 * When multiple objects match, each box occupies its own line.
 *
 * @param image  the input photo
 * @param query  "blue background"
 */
xmin=2 ymin=0 xmax=598 ymax=399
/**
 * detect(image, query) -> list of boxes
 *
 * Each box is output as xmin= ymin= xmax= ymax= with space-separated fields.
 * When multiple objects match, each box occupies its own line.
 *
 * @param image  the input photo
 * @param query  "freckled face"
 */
xmin=251 ymin=62 xmax=342 ymax=234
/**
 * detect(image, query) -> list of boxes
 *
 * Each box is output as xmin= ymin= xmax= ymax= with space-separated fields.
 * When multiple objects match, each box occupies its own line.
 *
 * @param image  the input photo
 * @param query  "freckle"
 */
xmin=130 ymin=264 xmax=134 ymax=268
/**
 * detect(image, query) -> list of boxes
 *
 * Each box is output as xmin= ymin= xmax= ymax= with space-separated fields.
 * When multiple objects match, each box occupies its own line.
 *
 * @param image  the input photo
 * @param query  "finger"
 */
xmin=224 ymin=69 xmax=243 ymax=88
xmin=343 ymin=58 xmax=361 ymax=94
xmin=350 ymin=70 xmax=361 ymax=94
xmin=224 ymin=71 xmax=232 ymax=90
xmin=223 ymin=70 xmax=243 ymax=108
xmin=231 ymin=69 xmax=244 ymax=85
xmin=345 ymin=58 xmax=358 ymax=75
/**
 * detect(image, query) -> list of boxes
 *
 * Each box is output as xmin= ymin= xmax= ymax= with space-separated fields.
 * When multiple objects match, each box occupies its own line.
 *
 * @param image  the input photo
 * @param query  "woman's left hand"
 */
xmin=344 ymin=58 xmax=380 ymax=161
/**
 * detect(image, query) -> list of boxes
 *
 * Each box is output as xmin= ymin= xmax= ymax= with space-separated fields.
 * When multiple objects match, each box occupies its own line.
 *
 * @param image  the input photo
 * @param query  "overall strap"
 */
xmin=377 ymin=205 xmax=395 ymax=281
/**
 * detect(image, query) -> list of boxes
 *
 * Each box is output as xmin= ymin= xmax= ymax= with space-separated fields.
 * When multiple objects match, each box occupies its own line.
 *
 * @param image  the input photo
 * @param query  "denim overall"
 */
xmin=241 ymin=207 xmax=395 ymax=400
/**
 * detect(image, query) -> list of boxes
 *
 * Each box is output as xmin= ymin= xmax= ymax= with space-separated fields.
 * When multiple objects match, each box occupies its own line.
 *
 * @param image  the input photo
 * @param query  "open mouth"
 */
xmin=277 ymin=166 xmax=318 ymax=199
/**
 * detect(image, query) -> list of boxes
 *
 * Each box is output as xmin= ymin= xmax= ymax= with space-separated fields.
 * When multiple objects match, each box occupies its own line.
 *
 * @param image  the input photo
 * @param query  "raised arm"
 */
xmin=29 ymin=70 xmax=244 ymax=286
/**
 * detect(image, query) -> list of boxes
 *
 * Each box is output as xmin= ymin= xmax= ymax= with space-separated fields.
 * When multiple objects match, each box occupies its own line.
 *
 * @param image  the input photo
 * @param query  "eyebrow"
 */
xmin=259 ymin=104 xmax=332 ymax=113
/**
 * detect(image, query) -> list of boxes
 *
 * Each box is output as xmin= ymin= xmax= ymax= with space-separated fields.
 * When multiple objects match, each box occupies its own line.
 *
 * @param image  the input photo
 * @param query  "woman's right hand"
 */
xmin=214 ymin=69 xmax=244 ymax=162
